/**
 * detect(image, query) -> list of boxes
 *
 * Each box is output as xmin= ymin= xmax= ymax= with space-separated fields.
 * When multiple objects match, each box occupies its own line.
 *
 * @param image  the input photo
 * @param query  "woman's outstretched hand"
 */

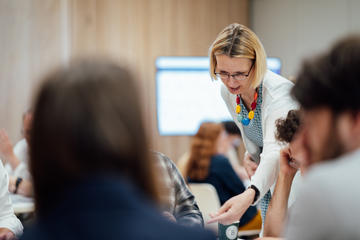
xmin=208 ymin=188 xmax=255 ymax=225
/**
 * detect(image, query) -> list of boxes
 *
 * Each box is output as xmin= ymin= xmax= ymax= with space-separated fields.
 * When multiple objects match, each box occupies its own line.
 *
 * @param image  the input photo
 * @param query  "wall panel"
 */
xmin=1 ymin=0 xmax=248 ymax=161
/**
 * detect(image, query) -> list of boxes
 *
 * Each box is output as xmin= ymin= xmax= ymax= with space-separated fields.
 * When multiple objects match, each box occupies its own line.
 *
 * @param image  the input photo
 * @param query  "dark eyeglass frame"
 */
xmin=214 ymin=61 xmax=254 ymax=81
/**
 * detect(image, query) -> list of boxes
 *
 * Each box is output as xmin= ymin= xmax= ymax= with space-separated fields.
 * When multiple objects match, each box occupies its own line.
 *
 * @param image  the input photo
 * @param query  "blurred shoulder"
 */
xmin=262 ymin=70 xmax=298 ymax=110
xmin=263 ymin=70 xmax=294 ymax=90
xmin=211 ymin=154 xmax=231 ymax=168
xmin=304 ymin=149 xmax=360 ymax=189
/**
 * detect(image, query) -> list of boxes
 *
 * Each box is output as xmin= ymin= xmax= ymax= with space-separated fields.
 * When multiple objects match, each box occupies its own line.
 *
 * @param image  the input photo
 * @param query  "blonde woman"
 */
xmin=208 ymin=23 xmax=298 ymax=228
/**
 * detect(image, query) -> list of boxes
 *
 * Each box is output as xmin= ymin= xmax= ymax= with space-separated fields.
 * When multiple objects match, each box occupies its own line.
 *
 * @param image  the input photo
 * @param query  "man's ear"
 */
xmin=352 ymin=111 xmax=360 ymax=136
xmin=339 ymin=111 xmax=360 ymax=150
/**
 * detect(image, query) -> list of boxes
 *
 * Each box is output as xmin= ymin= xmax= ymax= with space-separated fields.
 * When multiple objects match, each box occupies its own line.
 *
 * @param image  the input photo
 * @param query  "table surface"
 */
xmin=10 ymin=194 xmax=35 ymax=214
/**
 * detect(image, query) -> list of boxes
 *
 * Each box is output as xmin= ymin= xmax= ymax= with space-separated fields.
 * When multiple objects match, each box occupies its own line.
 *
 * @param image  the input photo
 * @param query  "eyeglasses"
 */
xmin=215 ymin=62 xmax=254 ymax=81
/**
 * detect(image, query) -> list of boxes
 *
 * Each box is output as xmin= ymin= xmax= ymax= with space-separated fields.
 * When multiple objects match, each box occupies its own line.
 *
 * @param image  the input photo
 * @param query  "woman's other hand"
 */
xmin=244 ymin=154 xmax=258 ymax=178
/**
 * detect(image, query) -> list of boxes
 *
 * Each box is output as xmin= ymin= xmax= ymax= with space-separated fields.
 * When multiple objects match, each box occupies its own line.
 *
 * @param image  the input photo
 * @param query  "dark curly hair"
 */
xmin=275 ymin=110 xmax=300 ymax=143
xmin=221 ymin=120 xmax=241 ymax=136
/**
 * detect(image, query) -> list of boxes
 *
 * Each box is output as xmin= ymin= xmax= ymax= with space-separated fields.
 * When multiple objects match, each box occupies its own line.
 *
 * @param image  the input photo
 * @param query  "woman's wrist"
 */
xmin=246 ymin=186 xmax=258 ymax=204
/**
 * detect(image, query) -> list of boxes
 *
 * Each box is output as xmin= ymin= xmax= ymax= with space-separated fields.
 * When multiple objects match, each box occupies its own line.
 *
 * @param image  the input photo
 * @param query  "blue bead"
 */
xmin=237 ymin=115 xmax=243 ymax=123
xmin=242 ymin=118 xmax=250 ymax=126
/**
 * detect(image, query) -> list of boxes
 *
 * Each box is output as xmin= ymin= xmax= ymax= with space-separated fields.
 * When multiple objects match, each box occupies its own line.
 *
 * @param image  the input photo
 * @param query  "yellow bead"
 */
xmin=236 ymin=105 xmax=241 ymax=114
xmin=248 ymin=111 xmax=254 ymax=119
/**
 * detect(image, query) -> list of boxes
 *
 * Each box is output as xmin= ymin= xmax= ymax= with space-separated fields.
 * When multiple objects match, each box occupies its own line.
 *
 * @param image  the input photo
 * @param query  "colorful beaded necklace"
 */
xmin=235 ymin=89 xmax=258 ymax=126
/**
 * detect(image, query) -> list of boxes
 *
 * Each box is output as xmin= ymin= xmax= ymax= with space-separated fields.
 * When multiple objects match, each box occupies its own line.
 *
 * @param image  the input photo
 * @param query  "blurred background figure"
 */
xmin=21 ymin=59 xmax=215 ymax=240
xmin=0 ymin=110 xmax=33 ymax=197
xmin=184 ymin=122 xmax=261 ymax=233
xmin=177 ymin=121 xmax=249 ymax=183
xmin=0 ymin=157 xmax=23 ymax=239
xmin=220 ymin=121 xmax=249 ymax=183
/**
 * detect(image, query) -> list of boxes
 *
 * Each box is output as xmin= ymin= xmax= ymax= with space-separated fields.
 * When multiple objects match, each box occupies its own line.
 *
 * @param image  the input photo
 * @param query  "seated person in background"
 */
xmin=263 ymin=110 xmax=301 ymax=238
xmin=21 ymin=59 xmax=215 ymax=240
xmin=0 ymin=110 xmax=33 ymax=197
xmin=177 ymin=121 xmax=248 ymax=183
xmin=0 ymin=162 xmax=23 ymax=239
xmin=221 ymin=121 xmax=249 ymax=183
xmin=153 ymin=151 xmax=204 ymax=227
xmin=185 ymin=122 xmax=261 ymax=231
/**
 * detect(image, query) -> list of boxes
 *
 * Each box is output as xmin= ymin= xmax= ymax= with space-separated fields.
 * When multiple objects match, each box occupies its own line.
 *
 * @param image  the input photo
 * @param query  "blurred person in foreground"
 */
xmin=21 ymin=59 xmax=215 ymax=240
xmin=282 ymin=36 xmax=360 ymax=239
xmin=153 ymin=151 xmax=204 ymax=227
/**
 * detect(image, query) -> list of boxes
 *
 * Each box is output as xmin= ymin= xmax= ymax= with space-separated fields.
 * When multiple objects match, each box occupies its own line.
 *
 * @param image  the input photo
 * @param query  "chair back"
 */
xmin=189 ymin=183 xmax=221 ymax=234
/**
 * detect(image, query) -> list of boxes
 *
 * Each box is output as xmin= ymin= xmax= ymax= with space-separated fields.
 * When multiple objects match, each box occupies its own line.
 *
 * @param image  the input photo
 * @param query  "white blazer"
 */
xmin=221 ymin=70 xmax=299 ymax=204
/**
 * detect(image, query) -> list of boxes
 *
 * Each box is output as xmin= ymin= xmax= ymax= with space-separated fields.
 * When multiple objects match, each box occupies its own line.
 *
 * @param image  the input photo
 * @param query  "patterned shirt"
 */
xmin=239 ymin=83 xmax=271 ymax=223
xmin=152 ymin=151 xmax=204 ymax=227
xmin=239 ymin=83 xmax=264 ymax=148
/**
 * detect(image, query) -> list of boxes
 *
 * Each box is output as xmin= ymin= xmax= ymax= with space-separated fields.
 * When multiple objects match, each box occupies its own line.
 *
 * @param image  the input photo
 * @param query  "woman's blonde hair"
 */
xmin=209 ymin=23 xmax=267 ymax=88
xmin=185 ymin=122 xmax=223 ymax=180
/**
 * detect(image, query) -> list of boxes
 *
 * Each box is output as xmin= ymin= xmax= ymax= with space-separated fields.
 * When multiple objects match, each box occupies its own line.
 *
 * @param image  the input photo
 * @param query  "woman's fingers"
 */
xmin=209 ymin=192 xmax=253 ymax=225
xmin=249 ymin=160 xmax=258 ymax=168
xmin=208 ymin=203 xmax=235 ymax=224
xmin=213 ymin=201 xmax=231 ymax=216
xmin=249 ymin=161 xmax=258 ymax=177
xmin=207 ymin=211 xmax=233 ymax=225
xmin=244 ymin=155 xmax=258 ymax=177
xmin=251 ymin=164 xmax=258 ymax=171
xmin=247 ymin=157 xmax=258 ymax=169
xmin=209 ymin=200 xmax=232 ymax=221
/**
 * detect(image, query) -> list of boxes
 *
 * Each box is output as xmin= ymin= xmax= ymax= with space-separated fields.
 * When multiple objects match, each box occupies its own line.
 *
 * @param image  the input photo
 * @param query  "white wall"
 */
xmin=250 ymin=0 xmax=360 ymax=78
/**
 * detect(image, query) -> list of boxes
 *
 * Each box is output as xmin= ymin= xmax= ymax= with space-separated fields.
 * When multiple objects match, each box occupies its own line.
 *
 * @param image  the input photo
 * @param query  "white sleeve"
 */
xmin=0 ymin=162 xmax=23 ymax=236
xmin=221 ymin=81 xmax=295 ymax=204
xmin=250 ymin=96 xmax=297 ymax=204
xmin=249 ymin=108 xmax=283 ymax=204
